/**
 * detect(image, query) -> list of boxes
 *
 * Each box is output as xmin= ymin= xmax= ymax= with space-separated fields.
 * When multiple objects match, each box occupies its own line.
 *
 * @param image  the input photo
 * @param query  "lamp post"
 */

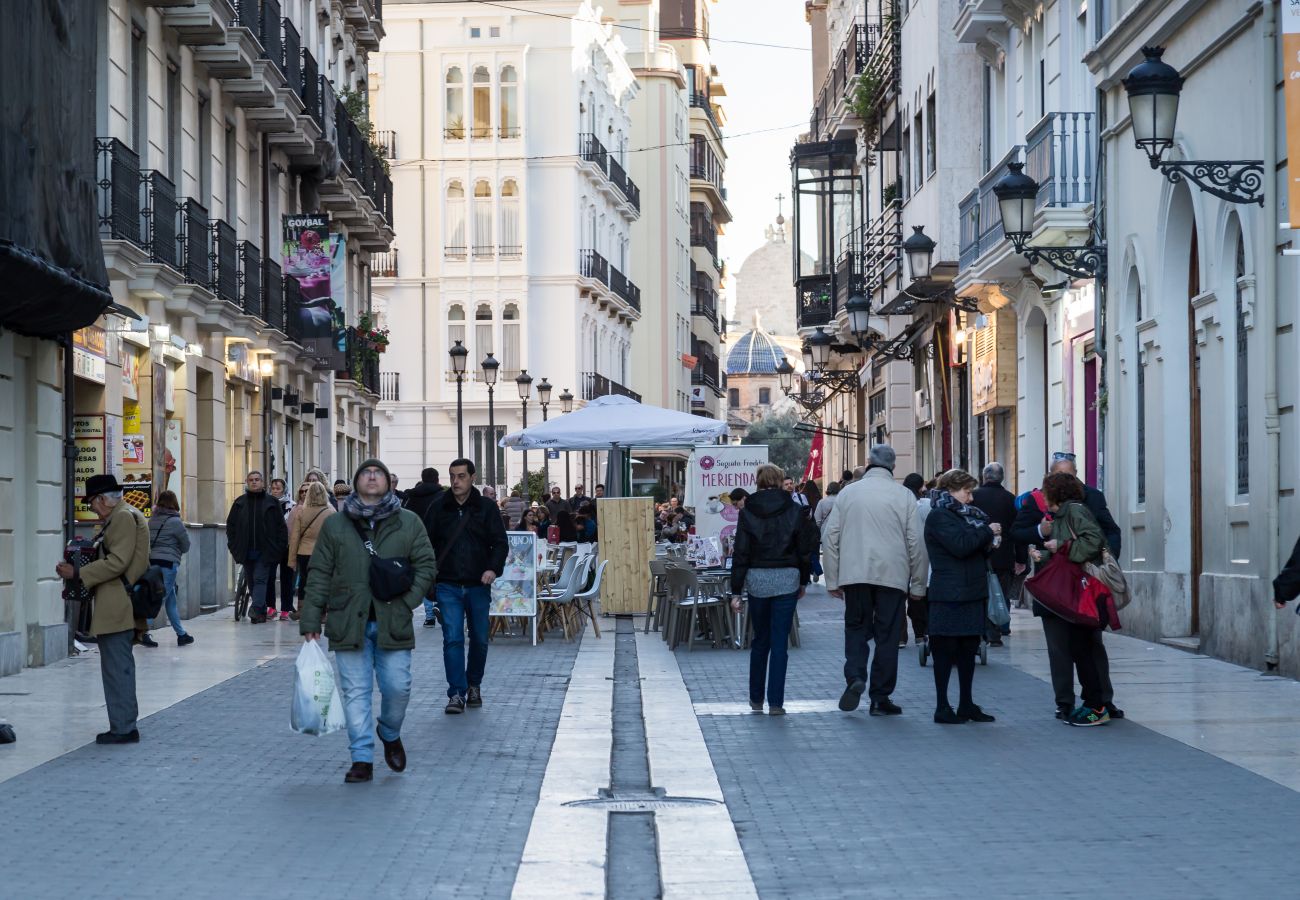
xmin=481 ymin=353 xmax=499 ymax=489
xmin=844 ymin=291 xmax=871 ymax=348
xmin=800 ymin=339 xmax=814 ymax=375
xmin=992 ymin=162 xmax=1107 ymax=282
xmin=1121 ymin=46 xmax=1263 ymax=206
xmin=776 ymin=357 xmax=795 ymax=395
xmin=560 ymin=387 xmax=574 ymax=496
xmin=808 ymin=327 xmax=832 ymax=370
xmin=449 ymin=339 xmax=469 ymax=458
xmin=515 ymin=369 xmax=533 ymax=498
xmin=903 ymin=225 xmax=936 ymax=282
xmin=537 ymin=377 xmax=553 ymax=500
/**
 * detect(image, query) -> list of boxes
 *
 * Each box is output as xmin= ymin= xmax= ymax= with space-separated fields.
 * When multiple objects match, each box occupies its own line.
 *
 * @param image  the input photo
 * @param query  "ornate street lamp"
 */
xmin=776 ymin=357 xmax=795 ymax=394
xmin=516 ymin=369 xmax=533 ymax=500
xmin=902 ymin=225 xmax=936 ymax=282
xmin=808 ymin=327 xmax=832 ymax=369
xmin=449 ymin=339 xmax=469 ymax=458
xmin=844 ymin=291 xmax=871 ymax=347
xmin=481 ymin=353 xmax=499 ymax=488
xmin=1121 ymin=46 xmax=1262 ymax=206
xmin=537 ymin=378 xmax=553 ymax=499
xmin=559 ymin=387 xmax=574 ymax=495
xmin=800 ymin=340 xmax=814 ymax=374
xmin=993 ymin=162 xmax=1106 ymax=282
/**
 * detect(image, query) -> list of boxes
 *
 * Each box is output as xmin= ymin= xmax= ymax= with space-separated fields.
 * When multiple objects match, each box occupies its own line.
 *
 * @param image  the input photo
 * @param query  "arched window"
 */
xmin=502 ymin=302 xmax=520 ymax=379
xmin=445 ymin=181 xmax=466 ymax=258
xmin=475 ymin=303 xmax=494 ymax=361
xmin=448 ymin=304 xmax=466 ymax=374
xmin=500 ymin=179 xmax=520 ymax=257
xmin=472 ymin=66 xmax=491 ymax=139
xmin=473 ymin=180 xmax=493 ymax=258
xmin=445 ymin=67 xmax=464 ymax=139
xmin=1234 ymin=228 xmax=1249 ymax=494
xmin=499 ymin=65 xmax=519 ymax=139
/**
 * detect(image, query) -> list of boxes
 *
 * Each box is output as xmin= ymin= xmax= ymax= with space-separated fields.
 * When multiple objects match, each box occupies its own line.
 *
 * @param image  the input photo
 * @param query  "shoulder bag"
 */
xmin=986 ymin=566 xmax=1010 ymax=628
xmin=353 ymin=518 xmax=415 ymax=602
xmin=1059 ymin=510 xmax=1130 ymax=614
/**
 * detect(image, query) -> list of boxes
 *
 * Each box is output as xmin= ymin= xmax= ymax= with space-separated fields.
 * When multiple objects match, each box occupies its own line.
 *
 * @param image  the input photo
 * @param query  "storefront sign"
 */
xmin=686 ymin=445 xmax=769 ymax=540
xmin=73 ymin=414 xmax=104 ymax=522
xmin=490 ymin=532 xmax=539 ymax=618
xmin=122 ymin=479 xmax=153 ymax=518
xmin=690 ymin=386 xmax=705 ymax=408
xmin=283 ymin=214 xmax=346 ymax=369
xmin=1285 ymin=5 xmax=1300 ymax=216
xmin=972 ymin=308 xmax=1016 ymax=415
xmin=72 ymin=326 xmax=106 ymax=384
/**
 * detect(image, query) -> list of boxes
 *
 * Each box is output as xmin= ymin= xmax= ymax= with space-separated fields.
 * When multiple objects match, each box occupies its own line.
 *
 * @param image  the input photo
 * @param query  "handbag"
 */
xmin=353 ymin=519 xmax=414 ymax=602
xmin=986 ymin=568 xmax=1010 ymax=628
xmin=1024 ymin=544 xmax=1119 ymax=630
xmin=1059 ymin=512 xmax=1131 ymax=612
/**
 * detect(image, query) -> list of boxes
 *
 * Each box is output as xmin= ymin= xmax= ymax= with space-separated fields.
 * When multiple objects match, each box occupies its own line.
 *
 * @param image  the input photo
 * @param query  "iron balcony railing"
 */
xmin=796 ymin=273 xmax=834 ymax=329
xmin=580 ymin=249 xmax=609 ymax=286
xmin=264 ymin=258 xmax=285 ymax=332
xmin=472 ymin=245 xmax=495 ymax=260
xmin=863 ymin=197 xmax=902 ymax=298
xmin=958 ymin=188 xmax=981 ymax=271
xmin=373 ymin=249 xmax=397 ymax=277
xmin=261 ymin=2 xmax=283 ymax=75
xmin=692 ymin=285 xmax=719 ymax=331
xmin=142 ymin=171 xmax=179 ymax=269
xmin=239 ymin=241 xmax=262 ymax=318
xmin=500 ymin=245 xmax=523 ymax=259
xmin=580 ymin=132 xmax=609 ymax=173
xmin=444 ymin=245 xmax=467 ymax=260
xmin=607 ymin=155 xmax=640 ymax=212
xmin=302 ymin=49 xmax=321 ymax=131
xmin=859 ymin=4 xmax=900 ymax=129
xmin=610 ymin=265 xmax=641 ymax=312
xmin=1025 ymin=111 xmax=1095 ymax=210
xmin=810 ymin=17 xmax=877 ymax=139
xmin=178 ymin=199 xmax=210 ymax=286
xmin=835 ymin=247 xmax=863 ymax=313
xmin=210 ymin=219 xmax=239 ymax=304
xmin=379 ymin=371 xmax=400 ymax=402
xmin=283 ymin=274 xmax=304 ymax=343
xmin=233 ymin=0 xmax=259 ymax=29
xmin=690 ymin=206 xmax=717 ymax=256
xmin=96 ymin=138 xmax=142 ymax=246
xmin=281 ymin=14 xmax=300 ymax=96
xmin=582 ymin=372 xmax=641 ymax=403
xmin=689 ymin=92 xmax=721 ymax=134
xmin=957 ymin=144 xmax=1023 ymax=272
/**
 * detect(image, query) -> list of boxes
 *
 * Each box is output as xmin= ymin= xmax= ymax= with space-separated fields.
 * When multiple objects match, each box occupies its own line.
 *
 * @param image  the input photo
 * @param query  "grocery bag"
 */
xmin=291 ymin=639 xmax=345 ymax=736
xmin=986 ymin=569 xmax=1010 ymax=628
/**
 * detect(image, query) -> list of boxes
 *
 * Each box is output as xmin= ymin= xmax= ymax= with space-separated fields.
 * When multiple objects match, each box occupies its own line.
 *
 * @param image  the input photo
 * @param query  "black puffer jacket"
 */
xmin=730 ymin=488 xmax=820 ymax=594
xmin=402 ymin=479 xmax=444 ymax=524
xmin=225 ymin=490 xmax=288 ymax=564
xmin=426 ymin=486 xmax=508 ymax=586
xmin=924 ymin=504 xmax=994 ymax=604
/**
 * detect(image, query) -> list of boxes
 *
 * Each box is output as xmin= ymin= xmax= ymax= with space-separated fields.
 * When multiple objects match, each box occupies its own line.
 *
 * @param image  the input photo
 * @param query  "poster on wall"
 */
xmin=121 ymin=479 xmax=153 ymax=519
xmin=72 ymin=327 xmax=106 ymax=384
xmin=282 ymin=214 xmax=345 ymax=369
xmin=73 ymin=414 xmax=104 ymax=522
xmin=490 ymin=531 xmax=539 ymax=618
xmin=686 ymin=444 xmax=769 ymax=540
xmin=163 ymin=417 xmax=183 ymax=503
xmin=120 ymin=345 xmax=141 ymax=401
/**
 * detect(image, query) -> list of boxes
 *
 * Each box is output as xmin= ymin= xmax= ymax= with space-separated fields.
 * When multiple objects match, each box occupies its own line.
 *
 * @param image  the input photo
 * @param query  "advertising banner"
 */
xmin=163 ymin=417 xmax=182 ymax=502
xmin=282 ymin=214 xmax=345 ymax=368
xmin=1286 ymin=4 xmax=1300 ymax=216
xmin=73 ymin=326 xmax=107 ymax=384
xmin=687 ymin=444 xmax=769 ymax=540
xmin=490 ymin=531 xmax=539 ymax=618
xmin=802 ymin=428 xmax=824 ymax=484
xmin=73 ymin=414 xmax=104 ymax=522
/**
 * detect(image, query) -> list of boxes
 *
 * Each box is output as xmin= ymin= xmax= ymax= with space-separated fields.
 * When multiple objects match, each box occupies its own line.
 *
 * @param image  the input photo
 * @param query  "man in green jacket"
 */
xmin=301 ymin=459 xmax=436 ymax=783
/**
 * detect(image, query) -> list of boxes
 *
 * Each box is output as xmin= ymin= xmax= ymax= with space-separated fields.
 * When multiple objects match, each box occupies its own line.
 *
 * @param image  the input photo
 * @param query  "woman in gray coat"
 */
xmin=149 ymin=490 xmax=193 ymax=646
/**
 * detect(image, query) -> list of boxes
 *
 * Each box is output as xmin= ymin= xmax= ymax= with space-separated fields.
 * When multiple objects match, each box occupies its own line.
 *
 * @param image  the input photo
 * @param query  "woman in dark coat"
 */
xmin=924 ymin=469 xmax=1000 ymax=724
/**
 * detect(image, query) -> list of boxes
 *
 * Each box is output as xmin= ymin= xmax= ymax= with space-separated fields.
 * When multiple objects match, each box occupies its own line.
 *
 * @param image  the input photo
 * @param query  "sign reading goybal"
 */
xmin=282 ymin=214 xmax=345 ymax=369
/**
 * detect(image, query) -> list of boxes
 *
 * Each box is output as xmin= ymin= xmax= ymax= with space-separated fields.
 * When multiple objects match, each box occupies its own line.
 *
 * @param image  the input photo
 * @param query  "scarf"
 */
xmin=933 ymin=490 xmax=990 ymax=529
xmin=343 ymin=490 xmax=404 ymax=523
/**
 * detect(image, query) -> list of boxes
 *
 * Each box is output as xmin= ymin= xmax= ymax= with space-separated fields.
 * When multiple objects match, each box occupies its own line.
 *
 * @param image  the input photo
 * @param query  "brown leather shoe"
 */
xmin=344 ymin=762 xmax=374 ymax=783
xmin=377 ymin=728 xmax=406 ymax=773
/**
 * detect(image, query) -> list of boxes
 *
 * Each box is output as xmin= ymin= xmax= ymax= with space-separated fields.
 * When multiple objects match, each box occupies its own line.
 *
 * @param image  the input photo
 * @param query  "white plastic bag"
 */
xmin=291 ymin=639 xmax=345 ymax=736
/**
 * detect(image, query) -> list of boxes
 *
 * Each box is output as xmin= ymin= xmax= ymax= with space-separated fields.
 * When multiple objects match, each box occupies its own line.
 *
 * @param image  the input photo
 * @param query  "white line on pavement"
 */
xmin=512 ymin=622 xmax=613 ymax=899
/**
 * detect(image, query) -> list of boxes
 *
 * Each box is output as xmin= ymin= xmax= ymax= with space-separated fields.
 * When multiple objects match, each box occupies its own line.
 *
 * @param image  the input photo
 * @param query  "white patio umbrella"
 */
xmin=499 ymin=395 xmax=728 ymax=496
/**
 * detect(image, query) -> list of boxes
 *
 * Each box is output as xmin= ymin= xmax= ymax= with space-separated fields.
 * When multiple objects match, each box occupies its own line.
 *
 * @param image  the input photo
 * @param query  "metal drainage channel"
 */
xmin=562 ymin=618 xmax=720 ymax=898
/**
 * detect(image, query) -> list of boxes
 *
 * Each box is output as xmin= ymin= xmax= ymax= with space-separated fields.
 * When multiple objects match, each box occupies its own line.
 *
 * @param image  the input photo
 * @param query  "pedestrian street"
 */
xmin=3 ymin=590 xmax=1300 ymax=899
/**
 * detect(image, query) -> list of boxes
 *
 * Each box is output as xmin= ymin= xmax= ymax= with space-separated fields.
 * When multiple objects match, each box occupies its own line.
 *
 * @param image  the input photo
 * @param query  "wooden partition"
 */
xmin=596 ymin=497 xmax=654 ymax=614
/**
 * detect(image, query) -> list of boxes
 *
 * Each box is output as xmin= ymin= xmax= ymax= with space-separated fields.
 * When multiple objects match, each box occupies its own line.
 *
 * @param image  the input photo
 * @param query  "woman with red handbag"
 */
xmin=1026 ymin=473 xmax=1112 ymax=727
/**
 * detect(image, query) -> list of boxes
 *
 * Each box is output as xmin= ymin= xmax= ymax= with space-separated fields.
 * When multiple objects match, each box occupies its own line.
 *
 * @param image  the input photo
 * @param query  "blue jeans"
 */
xmin=422 ymin=593 xmax=440 ymax=625
xmin=248 ymin=557 xmax=274 ymax=614
xmin=749 ymin=592 xmax=799 ymax=708
xmin=154 ymin=561 xmax=186 ymax=636
xmin=436 ymin=582 xmax=491 ymax=698
xmin=333 ymin=621 xmax=412 ymax=764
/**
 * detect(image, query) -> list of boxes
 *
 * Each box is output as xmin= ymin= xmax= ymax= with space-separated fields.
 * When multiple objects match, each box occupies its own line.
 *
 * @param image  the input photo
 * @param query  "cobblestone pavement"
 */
xmin=675 ymin=587 xmax=1300 ymax=899
xmin=0 ymin=625 xmax=578 ymax=900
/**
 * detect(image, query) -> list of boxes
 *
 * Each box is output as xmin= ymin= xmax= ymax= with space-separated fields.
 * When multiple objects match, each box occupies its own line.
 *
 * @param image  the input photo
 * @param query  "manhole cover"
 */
xmin=563 ymin=795 xmax=721 ymax=811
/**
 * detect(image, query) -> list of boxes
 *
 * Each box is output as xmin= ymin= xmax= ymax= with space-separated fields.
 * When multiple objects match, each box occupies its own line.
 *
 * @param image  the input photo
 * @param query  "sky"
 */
xmin=707 ymin=0 xmax=812 ymax=320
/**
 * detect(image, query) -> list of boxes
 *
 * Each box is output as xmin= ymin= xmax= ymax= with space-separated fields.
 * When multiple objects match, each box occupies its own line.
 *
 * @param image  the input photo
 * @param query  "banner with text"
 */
xmin=282 ymin=214 xmax=345 ymax=369
xmin=687 ymin=445 xmax=769 ymax=540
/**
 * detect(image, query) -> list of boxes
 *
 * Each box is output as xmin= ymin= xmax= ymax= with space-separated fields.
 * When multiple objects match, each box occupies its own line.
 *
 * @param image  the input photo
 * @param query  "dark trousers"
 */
xmin=902 ymin=595 xmax=928 ymax=643
xmin=264 ymin=559 xmax=295 ymax=612
xmin=1041 ymin=613 xmax=1114 ymax=708
xmin=295 ymin=555 xmax=311 ymax=606
xmin=986 ymin=569 xmax=1014 ymax=641
xmin=98 ymin=629 xmax=138 ymax=735
xmin=749 ymin=592 xmax=799 ymax=708
xmin=248 ymin=557 xmax=274 ymax=614
xmin=842 ymin=584 xmax=906 ymax=702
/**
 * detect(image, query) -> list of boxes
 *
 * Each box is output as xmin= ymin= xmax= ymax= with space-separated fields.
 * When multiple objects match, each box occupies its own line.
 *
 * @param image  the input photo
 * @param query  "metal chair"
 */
xmin=663 ymin=567 xmax=730 ymax=651
xmin=572 ymin=559 xmax=608 ymax=638
xmin=645 ymin=559 xmax=671 ymax=633
xmin=543 ymin=554 xmax=594 ymax=642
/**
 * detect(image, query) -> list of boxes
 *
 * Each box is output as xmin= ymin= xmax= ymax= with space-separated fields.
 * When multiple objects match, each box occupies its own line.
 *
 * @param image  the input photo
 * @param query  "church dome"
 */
xmin=726 ymin=317 xmax=788 ymax=376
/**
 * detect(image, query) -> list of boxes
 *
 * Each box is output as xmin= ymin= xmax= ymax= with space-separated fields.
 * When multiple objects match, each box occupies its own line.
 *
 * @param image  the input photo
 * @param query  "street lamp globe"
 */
xmin=902 ymin=225 xmax=936 ymax=282
xmin=844 ymin=291 xmax=871 ymax=342
xmin=449 ymin=340 xmax=469 ymax=375
xmin=775 ymin=357 xmax=795 ymax=394
xmin=808 ymin=327 xmax=833 ymax=368
xmin=537 ymin=377 xmax=553 ymax=406
xmin=515 ymin=368 xmax=533 ymax=400
xmin=1122 ymin=46 xmax=1184 ymax=168
xmin=481 ymin=352 xmax=500 ymax=386
xmin=992 ymin=162 xmax=1040 ymax=248
xmin=559 ymin=388 xmax=574 ymax=414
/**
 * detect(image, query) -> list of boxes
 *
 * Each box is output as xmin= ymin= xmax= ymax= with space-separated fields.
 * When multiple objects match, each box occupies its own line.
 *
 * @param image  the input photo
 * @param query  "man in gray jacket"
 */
xmin=822 ymin=445 xmax=928 ymax=716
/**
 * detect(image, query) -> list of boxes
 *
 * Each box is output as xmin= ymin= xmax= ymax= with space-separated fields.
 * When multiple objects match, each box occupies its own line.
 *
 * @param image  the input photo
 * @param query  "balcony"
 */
xmin=209 ymin=219 xmax=239 ymax=305
xmin=163 ymin=0 xmax=236 ymax=46
xmin=239 ymin=241 xmax=262 ymax=317
xmin=96 ymin=139 xmax=143 ymax=250
xmin=690 ymin=204 xmax=718 ymax=257
xmin=193 ymin=0 xmax=287 ymax=108
xmin=957 ymin=144 xmax=1021 ymax=275
xmin=796 ymin=274 xmax=835 ymax=329
xmin=810 ymin=17 xmax=877 ymax=141
xmin=178 ymin=200 xmax=210 ymax=286
xmin=582 ymin=372 xmax=642 ymax=404
xmin=444 ymin=245 xmax=468 ymax=261
xmin=610 ymin=265 xmax=642 ymax=314
xmin=859 ymin=6 xmax=900 ymax=130
xmin=579 ymin=133 xmax=640 ymax=217
xmin=689 ymin=344 xmax=725 ymax=398
xmin=692 ymin=283 xmax=720 ymax=334
xmin=263 ymin=258 xmax=286 ymax=332
xmin=373 ymin=249 xmax=398 ymax=278
xmin=580 ymin=249 xmax=609 ymax=287
xmin=863 ymin=198 xmax=901 ymax=301
xmin=689 ymin=92 xmax=722 ymax=136
xmin=1025 ymin=111 xmax=1095 ymax=210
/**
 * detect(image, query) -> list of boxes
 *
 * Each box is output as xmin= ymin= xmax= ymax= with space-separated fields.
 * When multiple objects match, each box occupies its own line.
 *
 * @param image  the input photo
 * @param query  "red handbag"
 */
xmin=1024 ymin=542 xmax=1118 ymax=630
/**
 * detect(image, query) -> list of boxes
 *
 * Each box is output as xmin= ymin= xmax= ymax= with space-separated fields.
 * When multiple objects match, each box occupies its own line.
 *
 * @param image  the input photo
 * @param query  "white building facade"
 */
xmin=372 ymin=1 xmax=641 ymax=493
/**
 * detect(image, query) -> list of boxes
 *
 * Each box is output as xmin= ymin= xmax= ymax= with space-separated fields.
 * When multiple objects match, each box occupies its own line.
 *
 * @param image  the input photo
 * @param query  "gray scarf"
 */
xmin=343 ymin=490 xmax=403 ymax=523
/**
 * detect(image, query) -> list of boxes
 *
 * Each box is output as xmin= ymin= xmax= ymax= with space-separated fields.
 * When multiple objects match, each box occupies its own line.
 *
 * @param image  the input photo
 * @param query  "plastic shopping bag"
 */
xmin=986 ymin=570 xmax=1011 ymax=629
xmin=291 ymin=639 xmax=345 ymax=736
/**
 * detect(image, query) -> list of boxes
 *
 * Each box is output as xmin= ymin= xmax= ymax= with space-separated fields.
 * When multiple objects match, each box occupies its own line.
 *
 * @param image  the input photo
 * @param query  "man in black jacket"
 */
xmin=226 ymin=471 xmax=289 ymax=624
xmin=403 ymin=468 xmax=444 ymax=626
xmin=972 ymin=463 xmax=1020 ymax=646
xmin=1012 ymin=455 xmax=1122 ymax=719
xmin=425 ymin=458 xmax=508 ymax=714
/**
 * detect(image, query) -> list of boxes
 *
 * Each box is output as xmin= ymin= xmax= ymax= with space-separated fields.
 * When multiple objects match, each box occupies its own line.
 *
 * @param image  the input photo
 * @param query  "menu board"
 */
xmin=490 ymin=531 xmax=539 ymax=617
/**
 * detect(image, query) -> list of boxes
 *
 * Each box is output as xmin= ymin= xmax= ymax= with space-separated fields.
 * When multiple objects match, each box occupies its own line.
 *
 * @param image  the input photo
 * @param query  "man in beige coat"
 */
xmin=821 ymin=445 xmax=928 ymax=716
xmin=56 ymin=473 xmax=151 ymax=744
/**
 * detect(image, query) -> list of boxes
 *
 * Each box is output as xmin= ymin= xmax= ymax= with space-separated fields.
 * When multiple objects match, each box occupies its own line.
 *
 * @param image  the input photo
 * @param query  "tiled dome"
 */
xmin=726 ymin=322 xmax=787 ymax=376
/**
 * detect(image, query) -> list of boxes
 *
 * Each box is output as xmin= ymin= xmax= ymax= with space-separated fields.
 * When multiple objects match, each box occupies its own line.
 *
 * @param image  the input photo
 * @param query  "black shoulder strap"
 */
xmin=352 ymin=516 xmax=378 ymax=557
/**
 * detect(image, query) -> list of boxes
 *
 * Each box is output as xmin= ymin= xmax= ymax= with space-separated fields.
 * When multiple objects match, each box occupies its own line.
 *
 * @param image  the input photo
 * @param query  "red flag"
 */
xmin=803 ymin=428 xmax=824 ymax=484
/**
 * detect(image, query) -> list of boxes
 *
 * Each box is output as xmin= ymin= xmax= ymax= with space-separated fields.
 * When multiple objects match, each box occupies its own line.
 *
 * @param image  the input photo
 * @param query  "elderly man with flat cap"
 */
xmin=55 ymin=473 xmax=151 ymax=744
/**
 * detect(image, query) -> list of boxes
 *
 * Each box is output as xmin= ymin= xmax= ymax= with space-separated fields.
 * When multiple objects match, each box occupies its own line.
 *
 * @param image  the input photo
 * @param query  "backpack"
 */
xmin=120 ymin=567 xmax=167 ymax=620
